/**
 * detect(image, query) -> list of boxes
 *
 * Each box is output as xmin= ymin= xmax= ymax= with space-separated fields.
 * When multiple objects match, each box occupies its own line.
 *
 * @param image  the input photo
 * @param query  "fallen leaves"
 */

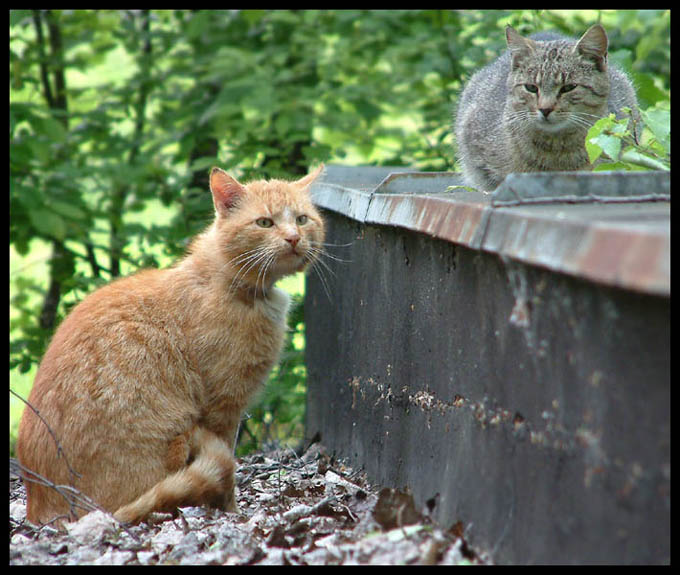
xmin=10 ymin=443 xmax=487 ymax=565
xmin=373 ymin=487 xmax=423 ymax=530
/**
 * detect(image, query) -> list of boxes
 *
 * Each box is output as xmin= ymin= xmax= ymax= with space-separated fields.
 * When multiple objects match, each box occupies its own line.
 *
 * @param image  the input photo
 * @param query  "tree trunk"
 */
xmin=33 ymin=10 xmax=74 ymax=331
xmin=109 ymin=9 xmax=153 ymax=277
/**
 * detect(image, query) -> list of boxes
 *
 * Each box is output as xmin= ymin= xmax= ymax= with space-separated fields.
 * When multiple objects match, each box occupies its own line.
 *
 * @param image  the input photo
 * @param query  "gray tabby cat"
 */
xmin=455 ymin=24 xmax=638 ymax=191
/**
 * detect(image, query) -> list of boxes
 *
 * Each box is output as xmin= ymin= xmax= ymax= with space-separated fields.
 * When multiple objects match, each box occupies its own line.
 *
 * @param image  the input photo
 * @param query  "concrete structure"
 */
xmin=304 ymin=166 xmax=670 ymax=564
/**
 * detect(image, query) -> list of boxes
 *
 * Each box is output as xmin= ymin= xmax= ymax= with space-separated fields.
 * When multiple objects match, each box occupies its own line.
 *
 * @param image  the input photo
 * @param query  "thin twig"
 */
xmin=11 ymin=459 xmax=140 ymax=542
xmin=12 ymin=459 xmax=99 ymax=520
xmin=10 ymin=389 xmax=81 ymax=483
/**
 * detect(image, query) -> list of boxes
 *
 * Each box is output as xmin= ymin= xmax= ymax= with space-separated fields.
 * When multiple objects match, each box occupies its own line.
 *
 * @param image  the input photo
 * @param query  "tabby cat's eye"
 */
xmin=296 ymin=215 xmax=308 ymax=225
xmin=559 ymin=84 xmax=577 ymax=94
xmin=524 ymin=84 xmax=539 ymax=93
xmin=256 ymin=217 xmax=274 ymax=228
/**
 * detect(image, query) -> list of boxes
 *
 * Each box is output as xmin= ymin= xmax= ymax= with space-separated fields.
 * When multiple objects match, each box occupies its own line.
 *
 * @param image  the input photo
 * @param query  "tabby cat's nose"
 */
xmin=539 ymin=107 xmax=553 ymax=118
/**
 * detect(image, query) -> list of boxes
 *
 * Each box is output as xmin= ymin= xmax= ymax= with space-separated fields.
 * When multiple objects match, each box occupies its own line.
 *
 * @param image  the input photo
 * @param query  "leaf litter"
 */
xmin=10 ymin=442 xmax=489 ymax=565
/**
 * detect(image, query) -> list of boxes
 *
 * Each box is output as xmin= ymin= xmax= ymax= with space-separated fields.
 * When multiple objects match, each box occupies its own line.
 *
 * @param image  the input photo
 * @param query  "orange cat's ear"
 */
xmin=210 ymin=167 xmax=245 ymax=216
xmin=294 ymin=163 xmax=325 ymax=189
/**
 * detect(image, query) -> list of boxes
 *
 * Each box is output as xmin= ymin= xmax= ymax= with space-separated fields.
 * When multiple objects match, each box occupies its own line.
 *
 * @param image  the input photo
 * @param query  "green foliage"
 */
xmin=9 ymin=10 xmax=670 ymax=453
xmin=587 ymin=106 xmax=670 ymax=171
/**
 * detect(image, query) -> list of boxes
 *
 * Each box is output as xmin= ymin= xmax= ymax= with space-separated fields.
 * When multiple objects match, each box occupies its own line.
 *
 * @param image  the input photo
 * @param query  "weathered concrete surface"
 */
xmin=304 ymin=168 xmax=670 ymax=564
xmin=492 ymin=170 xmax=670 ymax=205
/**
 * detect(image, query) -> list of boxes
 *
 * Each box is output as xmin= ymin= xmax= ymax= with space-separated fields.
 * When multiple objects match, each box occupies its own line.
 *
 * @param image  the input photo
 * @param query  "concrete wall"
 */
xmin=304 ymin=167 xmax=670 ymax=564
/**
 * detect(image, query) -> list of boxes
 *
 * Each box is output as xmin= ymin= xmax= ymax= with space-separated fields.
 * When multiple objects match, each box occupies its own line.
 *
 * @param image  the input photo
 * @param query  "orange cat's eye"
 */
xmin=296 ymin=215 xmax=308 ymax=225
xmin=256 ymin=218 xmax=274 ymax=228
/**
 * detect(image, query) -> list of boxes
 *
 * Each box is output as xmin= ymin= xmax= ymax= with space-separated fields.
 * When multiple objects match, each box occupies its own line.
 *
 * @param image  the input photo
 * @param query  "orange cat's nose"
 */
xmin=286 ymin=234 xmax=301 ymax=249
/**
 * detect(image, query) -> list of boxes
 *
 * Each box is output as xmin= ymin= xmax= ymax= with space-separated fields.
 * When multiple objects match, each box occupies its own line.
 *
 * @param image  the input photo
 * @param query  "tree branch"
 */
xmin=31 ymin=10 xmax=54 ymax=109
xmin=45 ymin=10 xmax=68 ymax=126
xmin=109 ymin=9 xmax=153 ymax=277
xmin=33 ymin=10 xmax=73 ymax=330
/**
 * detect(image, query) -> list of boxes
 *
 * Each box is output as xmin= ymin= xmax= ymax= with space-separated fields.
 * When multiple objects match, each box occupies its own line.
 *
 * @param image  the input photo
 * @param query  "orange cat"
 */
xmin=16 ymin=164 xmax=325 ymax=526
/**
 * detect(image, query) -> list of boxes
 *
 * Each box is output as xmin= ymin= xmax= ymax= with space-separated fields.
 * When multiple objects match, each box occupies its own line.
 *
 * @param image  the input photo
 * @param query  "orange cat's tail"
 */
xmin=113 ymin=428 xmax=236 ymax=524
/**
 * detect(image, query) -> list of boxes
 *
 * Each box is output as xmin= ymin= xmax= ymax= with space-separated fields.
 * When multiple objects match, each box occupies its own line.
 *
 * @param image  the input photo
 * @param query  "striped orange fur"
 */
xmin=16 ymin=165 xmax=325 ymax=526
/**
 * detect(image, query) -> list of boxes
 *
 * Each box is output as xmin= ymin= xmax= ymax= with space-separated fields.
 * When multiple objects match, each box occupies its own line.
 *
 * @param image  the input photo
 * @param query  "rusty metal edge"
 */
xmin=311 ymin=171 xmax=670 ymax=297
xmin=364 ymin=192 xmax=492 ymax=250
xmin=311 ymin=182 xmax=373 ymax=223
xmin=482 ymin=208 xmax=670 ymax=297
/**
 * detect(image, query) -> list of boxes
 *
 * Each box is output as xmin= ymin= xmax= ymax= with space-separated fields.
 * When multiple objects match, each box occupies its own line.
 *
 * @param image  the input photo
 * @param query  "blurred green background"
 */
xmin=9 ymin=10 xmax=670 ymax=455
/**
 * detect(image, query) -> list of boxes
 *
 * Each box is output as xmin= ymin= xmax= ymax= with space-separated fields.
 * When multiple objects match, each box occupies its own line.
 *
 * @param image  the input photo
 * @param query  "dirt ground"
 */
xmin=10 ymin=442 xmax=489 ymax=565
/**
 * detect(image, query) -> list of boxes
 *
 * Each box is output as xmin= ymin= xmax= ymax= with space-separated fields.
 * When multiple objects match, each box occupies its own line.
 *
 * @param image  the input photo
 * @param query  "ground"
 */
xmin=10 ymin=443 xmax=489 ymax=565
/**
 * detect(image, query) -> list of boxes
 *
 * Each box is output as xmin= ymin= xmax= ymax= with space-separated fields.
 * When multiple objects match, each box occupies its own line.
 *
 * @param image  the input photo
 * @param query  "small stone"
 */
xmin=65 ymin=510 xmax=118 ymax=545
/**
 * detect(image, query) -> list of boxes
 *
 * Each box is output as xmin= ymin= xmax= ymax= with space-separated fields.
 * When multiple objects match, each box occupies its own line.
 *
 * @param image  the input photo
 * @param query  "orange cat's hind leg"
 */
xmin=114 ymin=428 xmax=235 ymax=525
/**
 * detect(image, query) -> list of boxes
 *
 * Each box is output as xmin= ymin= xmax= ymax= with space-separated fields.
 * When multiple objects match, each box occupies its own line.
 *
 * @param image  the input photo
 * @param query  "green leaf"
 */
xmin=27 ymin=138 xmax=51 ymax=165
xmin=586 ymin=138 xmax=603 ymax=164
xmin=640 ymin=108 xmax=670 ymax=154
xmin=355 ymin=99 xmax=382 ymax=122
xmin=38 ymin=116 xmax=68 ymax=144
xmin=636 ymin=35 xmax=661 ymax=62
xmin=609 ymin=49 xmax=634 ymax=74
xmin=189 ymin=156 xmax=220 ymax=173
xmin=586 ymin=114 xmax=629 ymax=163
xmin=594 ymin=133 xmax=622 ymax=161
xmin=9 ymin=9 xmax=32 ymax=28
xmin=592 ymin=161 xmax=630 ymax=172
xmin=49 ymin=200 xmax=88 ymax=221
xmin=632 ymin=72 xmax=669 ymax=108
xmin=586 ymin=115 xmax=610 ymax=163
xmin=28 ymin=209 xmax=66 ymax=240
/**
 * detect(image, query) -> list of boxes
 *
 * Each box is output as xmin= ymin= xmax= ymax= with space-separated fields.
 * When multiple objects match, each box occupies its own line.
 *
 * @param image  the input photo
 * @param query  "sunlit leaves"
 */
xmin=587 ymin=107 xmax=670 ymax=172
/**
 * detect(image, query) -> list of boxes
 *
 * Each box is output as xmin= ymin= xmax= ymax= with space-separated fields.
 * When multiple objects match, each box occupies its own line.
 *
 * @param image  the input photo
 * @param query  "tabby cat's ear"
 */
xmin=506 ymin=26 xmax=536 ymax=70
xmin=210 ymin=167 xmax=245 ymax=216
xmin=574 ymin=24 xmax=608 ymax=72
xmin=294 ymin=163 xmax=325 ymax=190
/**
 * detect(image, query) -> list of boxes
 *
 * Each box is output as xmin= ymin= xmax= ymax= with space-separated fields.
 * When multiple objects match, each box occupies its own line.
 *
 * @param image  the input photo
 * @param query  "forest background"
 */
xmin=9 ymin=9 xmax=671 ymax=455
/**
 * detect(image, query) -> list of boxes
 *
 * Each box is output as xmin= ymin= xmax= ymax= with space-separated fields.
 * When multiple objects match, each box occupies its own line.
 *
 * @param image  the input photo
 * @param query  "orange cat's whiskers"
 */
xmin=308 ymin=242 xmax=352 ymax=264
xmin=308 ymin=258 xmax=332 ymax=301
xmin=311 ymin=240 xmax=354 ymax=249
xmin=226 ymin=247 xmax=269 ymax=269
xmin=304 ymin=248 xmax=334 ymax=301
xmin=254 ymin=250 xmax=278 ymax=297
xmin=225 ymin=246 xmax=274 ymax=297
xmin=305 ymin=248 xmax=336 ymax=276
xmin=304 ymin=239 xmax=354 ymax=301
